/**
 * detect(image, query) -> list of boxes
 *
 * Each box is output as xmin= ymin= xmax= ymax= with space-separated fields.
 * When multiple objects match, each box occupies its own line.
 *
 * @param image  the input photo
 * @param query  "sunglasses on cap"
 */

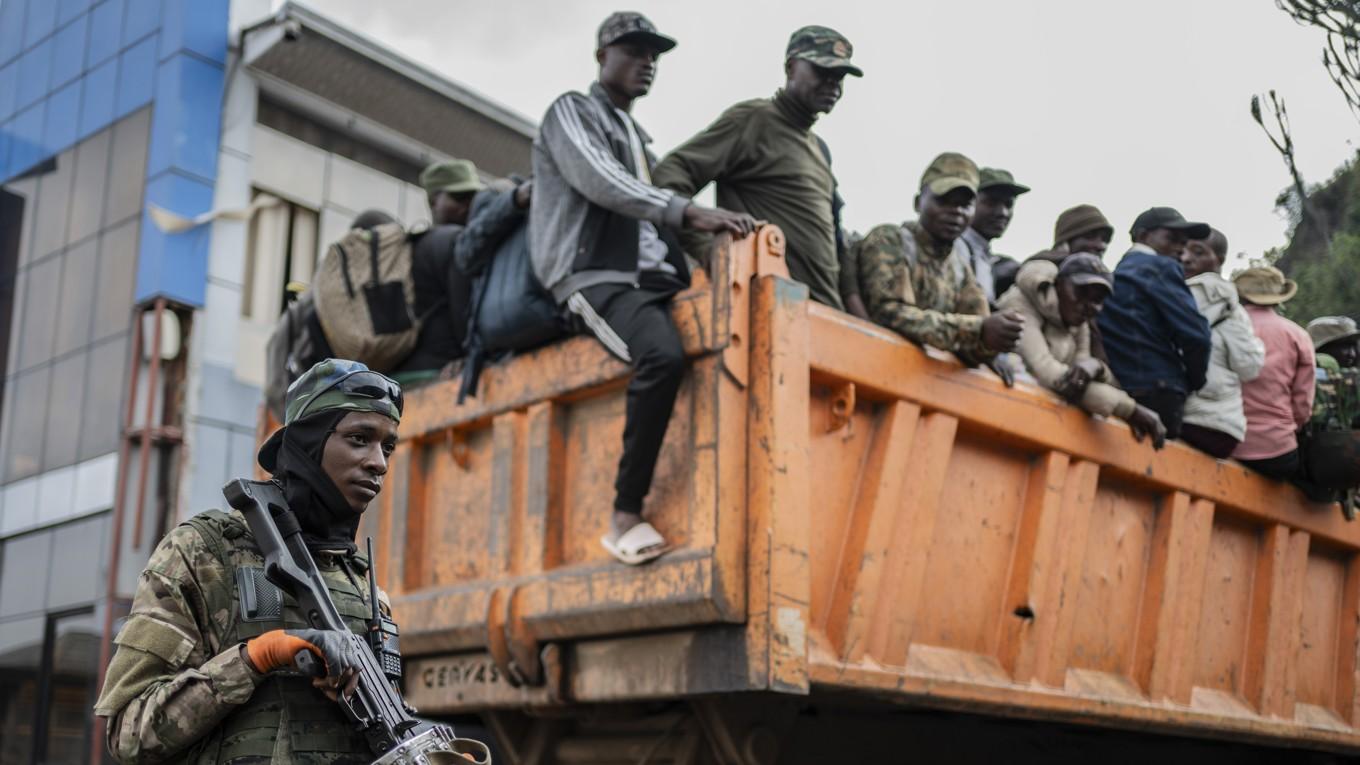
xmin=296 ymin=369 xmax=404 ymax=421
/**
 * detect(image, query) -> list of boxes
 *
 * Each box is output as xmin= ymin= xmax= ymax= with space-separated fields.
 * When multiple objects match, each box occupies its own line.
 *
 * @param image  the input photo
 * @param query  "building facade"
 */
xmin=0 ymin=2 xmax=534 ymax=762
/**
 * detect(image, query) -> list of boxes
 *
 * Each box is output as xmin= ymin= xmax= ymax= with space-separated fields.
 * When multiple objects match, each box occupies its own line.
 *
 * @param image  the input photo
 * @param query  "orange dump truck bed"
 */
xmin=355 ymin=229 xmax=1360 ymax=760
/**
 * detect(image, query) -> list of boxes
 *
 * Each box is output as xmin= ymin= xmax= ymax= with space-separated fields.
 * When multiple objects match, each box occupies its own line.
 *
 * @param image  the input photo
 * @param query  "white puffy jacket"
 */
xmin=1182 ymin=272 xmax=1265 ymax=440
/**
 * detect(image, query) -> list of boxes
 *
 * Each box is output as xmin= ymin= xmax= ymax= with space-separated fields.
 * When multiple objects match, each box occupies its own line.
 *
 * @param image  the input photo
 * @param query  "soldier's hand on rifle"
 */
xmin=246 ymin=628 xmax=363 ymax=699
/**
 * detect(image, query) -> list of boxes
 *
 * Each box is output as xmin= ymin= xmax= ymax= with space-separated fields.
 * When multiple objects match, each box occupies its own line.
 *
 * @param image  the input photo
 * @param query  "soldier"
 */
xmin=1306 ymin=316 xmax=1360 ymax=518
xmin=653 ymin=25 xmax=863 ymax=315
xmin=854 ymin=152 xmax=1024 ymax=384
xmin=95 ymin=359 xmax=406 ymax=763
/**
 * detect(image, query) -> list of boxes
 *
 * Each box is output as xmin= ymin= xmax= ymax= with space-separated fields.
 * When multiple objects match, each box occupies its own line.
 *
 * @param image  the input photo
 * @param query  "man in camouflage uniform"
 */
xmin=1306 ymin=316 xmax=1360 ymax=518
xmin=95 ymin=359 xmax=405 ymax=763
xmin=851 ymin=152 xmax=1024 ymax=382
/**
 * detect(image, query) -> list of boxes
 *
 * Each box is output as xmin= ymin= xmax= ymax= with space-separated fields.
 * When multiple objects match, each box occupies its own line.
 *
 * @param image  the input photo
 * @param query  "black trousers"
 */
xmin=1132 ymin=389 xmax=1187 ymax=440
xmin=1240 ymin=449 xmax=1336 ymax=503
xmin=567 ymin=273 xmax=687 ymax=515
xmin=1180 ymin=423 xmax=1239 ymax=459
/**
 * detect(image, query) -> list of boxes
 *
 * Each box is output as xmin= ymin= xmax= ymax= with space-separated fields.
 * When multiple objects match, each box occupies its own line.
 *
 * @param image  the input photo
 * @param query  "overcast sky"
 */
xmin=313 ymin=0 xmax=1355 ymax=270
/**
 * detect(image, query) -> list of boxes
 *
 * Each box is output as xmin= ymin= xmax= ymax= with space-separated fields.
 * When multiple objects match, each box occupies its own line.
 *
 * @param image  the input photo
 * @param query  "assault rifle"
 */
xmin=224 ymin=478 xmax=489 ymax=765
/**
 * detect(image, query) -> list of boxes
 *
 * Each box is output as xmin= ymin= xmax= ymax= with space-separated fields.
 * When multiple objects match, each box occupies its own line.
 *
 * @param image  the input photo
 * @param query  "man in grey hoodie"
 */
xmin=530 ymin=11 xmax=757 ymax=564
xmin=1180 ymin=229 xmax=1265 ymax=457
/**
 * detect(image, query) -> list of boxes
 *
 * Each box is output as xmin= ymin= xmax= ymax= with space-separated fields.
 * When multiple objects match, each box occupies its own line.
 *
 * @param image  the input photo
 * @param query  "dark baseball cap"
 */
xmin=1130 ymin=207 xmax=1210 ymax=240
xmin=1057 ymin=252 xmax=1114 ymax=293
xmin=786 ymin=25 xmax=863 ymax=77
xmin=978 ymin=167 xmax=1030 ymax=196
xmin=597 ymin=11 xmax=676 ymax=52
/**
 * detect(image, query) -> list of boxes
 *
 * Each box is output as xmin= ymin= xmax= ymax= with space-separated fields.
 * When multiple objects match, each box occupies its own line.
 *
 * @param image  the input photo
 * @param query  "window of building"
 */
xmin=0 ymin=609 xmax=99 ymax=765
xmin=234 ymin=193 xmax=319 ymax=388
xmin=0 ymin=110 xmax=144 ymax=484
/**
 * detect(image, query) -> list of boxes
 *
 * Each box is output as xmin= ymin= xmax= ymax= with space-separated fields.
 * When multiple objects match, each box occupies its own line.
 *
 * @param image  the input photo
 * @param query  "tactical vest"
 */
xmin=181 ymin=509 xmax=378 ymax=765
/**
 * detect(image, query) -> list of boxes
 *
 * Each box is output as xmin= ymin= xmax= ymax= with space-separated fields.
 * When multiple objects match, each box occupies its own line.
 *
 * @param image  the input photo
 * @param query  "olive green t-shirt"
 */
xmin=653 ymin=90 xmax=843 ymax=310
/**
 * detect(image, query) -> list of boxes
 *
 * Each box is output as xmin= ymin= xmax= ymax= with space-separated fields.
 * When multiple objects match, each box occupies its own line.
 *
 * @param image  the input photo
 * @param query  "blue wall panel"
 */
xmin=22 ymin=0 xmax=58 ymax=50
xmin=79 ymin=58 xmax=119 ymax=140
xmin=44 ymin=81 xmax=81 ymax=155
xmin=16 ymin=38 xmax=52 ymax=112
xmin=160 ymin=0 xmax=229 ymax=64
xmin=86 ymin=0 xmax=125 ymax=68
xmin=122 ymin=0 xmax=161 ymax=47
xmin=51 ymin=15 xmax=90 ymax=89
xmin=9 ymin=103 xmax=45 ymax=177
xmin=0 ymin=62 xmax=17 ymax=123
xmin=0 ymin=1 xmax=27 ymax=66
xmin=115 ymin=34 xmax=157 ymax=118
xmin=136 ymin=173 xmax=215 ymax=305
xmin=58 ymin=0 xmax=95 ymax=27
xmin=148 ymin=54 xmax=224 ymax=183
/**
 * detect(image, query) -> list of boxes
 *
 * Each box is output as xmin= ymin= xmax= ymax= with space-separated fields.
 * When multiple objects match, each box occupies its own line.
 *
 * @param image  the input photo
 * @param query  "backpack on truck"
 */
xmin=312 ymin=222 xmax=422 ymax=373
xmin=263 ymin=290 xmax=333 ymax=423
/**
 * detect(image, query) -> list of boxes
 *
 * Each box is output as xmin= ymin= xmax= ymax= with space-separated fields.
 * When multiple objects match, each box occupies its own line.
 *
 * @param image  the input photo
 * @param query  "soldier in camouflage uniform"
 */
xmin=1306 ymin=317 xmax=1360 ymax=518
xmin=850 ymin=152 xmax=1024 ymax=383
xmin=94 ymin=359 xmax=405 ymax=763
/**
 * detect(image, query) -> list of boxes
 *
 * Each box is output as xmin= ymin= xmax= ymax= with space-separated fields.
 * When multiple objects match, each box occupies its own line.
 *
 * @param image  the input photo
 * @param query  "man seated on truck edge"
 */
xmin=529 ymin=11 xmax=757 ymax=566
xmin=998 ymin=254 xmax=1167 ymax=448
xmin=1096 ymin=207 xmax=1213 ymax=441
xmin=95 ymin=359 xmax=421 ymax=762
xmin=652 ymin=25 xmax=864 ymax=317
xmin=850 ymin=151 xmax=1024 ymax=384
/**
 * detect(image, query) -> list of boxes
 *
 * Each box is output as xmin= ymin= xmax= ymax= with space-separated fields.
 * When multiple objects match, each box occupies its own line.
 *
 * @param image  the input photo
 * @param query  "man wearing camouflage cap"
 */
xmin=850 ymin=152 xmax=1025 ymax=382
xmin=95 ymin=360 xmax=421 ymax=762
xmin=531 ymin=12 xmax=757 ymax=565
xmin=654 ymin=25 xmax=864 ymax=315
xmin=961 ymin=167 xmax=1030 ymax=304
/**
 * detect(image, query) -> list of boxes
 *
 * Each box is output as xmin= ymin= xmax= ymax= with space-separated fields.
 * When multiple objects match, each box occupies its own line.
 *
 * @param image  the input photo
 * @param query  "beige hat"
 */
xmin=1233 ymin=266 xmax=1298 ymax=306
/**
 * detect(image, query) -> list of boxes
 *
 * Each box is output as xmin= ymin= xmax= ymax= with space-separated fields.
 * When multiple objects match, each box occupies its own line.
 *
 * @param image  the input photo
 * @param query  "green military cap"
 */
xmin=1308 ymin=316 xmax=1360 ymax=351
xmin=419 ymin=159 xmax=485 ymax=196
xmin=920 ymin=152 xmax=979 ymax=196
xmin=977 ymin=167 xmax=1031 ymax=196
xmin=786 ymin=25 xmax=863 ymax=77
xmin=597 ymin=11 xmax=677 ymax=52
xmin=259 ymin=359 xmax=403 ymax=471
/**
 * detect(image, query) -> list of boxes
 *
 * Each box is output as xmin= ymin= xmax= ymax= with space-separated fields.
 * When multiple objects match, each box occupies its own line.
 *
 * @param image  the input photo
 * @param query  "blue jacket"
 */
xmin=1097 ymin=249 xmax=1212 ymax=396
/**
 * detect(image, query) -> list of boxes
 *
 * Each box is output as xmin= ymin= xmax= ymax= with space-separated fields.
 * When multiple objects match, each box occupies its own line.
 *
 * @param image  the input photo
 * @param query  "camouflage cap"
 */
xmin=1308 ymin=316 xmax=1360 ymax=351
xmin=786 ymin=25 xmax=863 ymax=77
xmin=597 ymin=11 xmax=677 ymax=52
xmin=419 ymin=159 xmax=485 ymax=197
xmin=920 ymin=152 xmax=979 ymax=196
xmin=259 ymin=359 xmax=403 ymax=471
xmin=977 ymin=167 xmax=1031 ymax=196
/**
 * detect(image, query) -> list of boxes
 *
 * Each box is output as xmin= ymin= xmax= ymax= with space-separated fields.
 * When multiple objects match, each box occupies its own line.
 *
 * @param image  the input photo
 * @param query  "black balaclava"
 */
xmin=273 ymin=409 xmax=362 ymax=554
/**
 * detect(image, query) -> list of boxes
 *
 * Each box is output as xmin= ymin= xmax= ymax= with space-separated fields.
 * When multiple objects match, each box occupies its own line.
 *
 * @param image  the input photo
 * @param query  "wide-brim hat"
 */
xmin=1307 ymin=316 xmax=1360 ymax=350
xmin=1233 ymin=266 xmax=1298 ymax=306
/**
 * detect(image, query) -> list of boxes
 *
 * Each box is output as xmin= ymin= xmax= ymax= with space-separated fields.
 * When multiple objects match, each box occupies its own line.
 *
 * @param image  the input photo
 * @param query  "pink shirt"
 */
xmin=1232 ymin=305 xmax=1315 ymax=460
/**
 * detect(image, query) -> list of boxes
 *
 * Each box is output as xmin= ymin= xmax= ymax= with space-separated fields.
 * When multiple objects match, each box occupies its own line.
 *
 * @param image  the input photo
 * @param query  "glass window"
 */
xmin=243 ymin=196 xmax=319 ymax=322
xmin=4 ymin=366 xmax=51 ymax=482
xmin=52 ymin=239 xmax=97 ymax=358
xmin=0 ymin=615 xmax=44 ymax=765
xmin=104 ymin=108 xmax=150 ymax=227
xmin=42 ymin=611 xmax=99 ymax=765
xmin=16 ymin=255 xmax=60 ymax=372
xmin=45 ymin=517 xmax=108 ymax=611
xmin=79 ymin=336 xmax=127 ymax=463
xmin=30 ymin=149 xmax=76 ymax=263
xmin=0 ymin=530 xmax=53 ymax=618
xmin=92 ymin=219 xmax=138 ymax=344
xmin=42 ymin=353 xmax=87 ymax=472
xmin=66 ymin=131 xmax=112 ymax=248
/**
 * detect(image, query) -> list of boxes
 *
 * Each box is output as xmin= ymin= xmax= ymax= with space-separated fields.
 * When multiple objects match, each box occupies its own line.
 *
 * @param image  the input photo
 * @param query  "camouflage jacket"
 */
xmin=854 ymin=220 xmax=993 ymax=362
xmin=94 ymin=509 xmax=382 ymax=764
xmin=1313 ymin=353 xmax=1360 ymax=432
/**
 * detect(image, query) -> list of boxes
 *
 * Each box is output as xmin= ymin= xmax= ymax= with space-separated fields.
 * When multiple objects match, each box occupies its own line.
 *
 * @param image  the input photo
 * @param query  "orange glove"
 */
xmin=245 ymin=628 xmax=361 ymax=679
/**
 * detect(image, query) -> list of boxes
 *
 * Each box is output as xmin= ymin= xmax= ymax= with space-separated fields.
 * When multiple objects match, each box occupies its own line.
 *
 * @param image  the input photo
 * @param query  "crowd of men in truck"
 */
xmin=279 ymin=11 xmax=1360 ymax=565
xmin=89 ymin=10 xmax=1360 ymax=762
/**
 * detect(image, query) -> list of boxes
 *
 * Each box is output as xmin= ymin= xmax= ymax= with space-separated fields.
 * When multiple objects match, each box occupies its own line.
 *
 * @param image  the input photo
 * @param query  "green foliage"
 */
xmin=1282 ymin=232 xmax=1360 ymax=322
